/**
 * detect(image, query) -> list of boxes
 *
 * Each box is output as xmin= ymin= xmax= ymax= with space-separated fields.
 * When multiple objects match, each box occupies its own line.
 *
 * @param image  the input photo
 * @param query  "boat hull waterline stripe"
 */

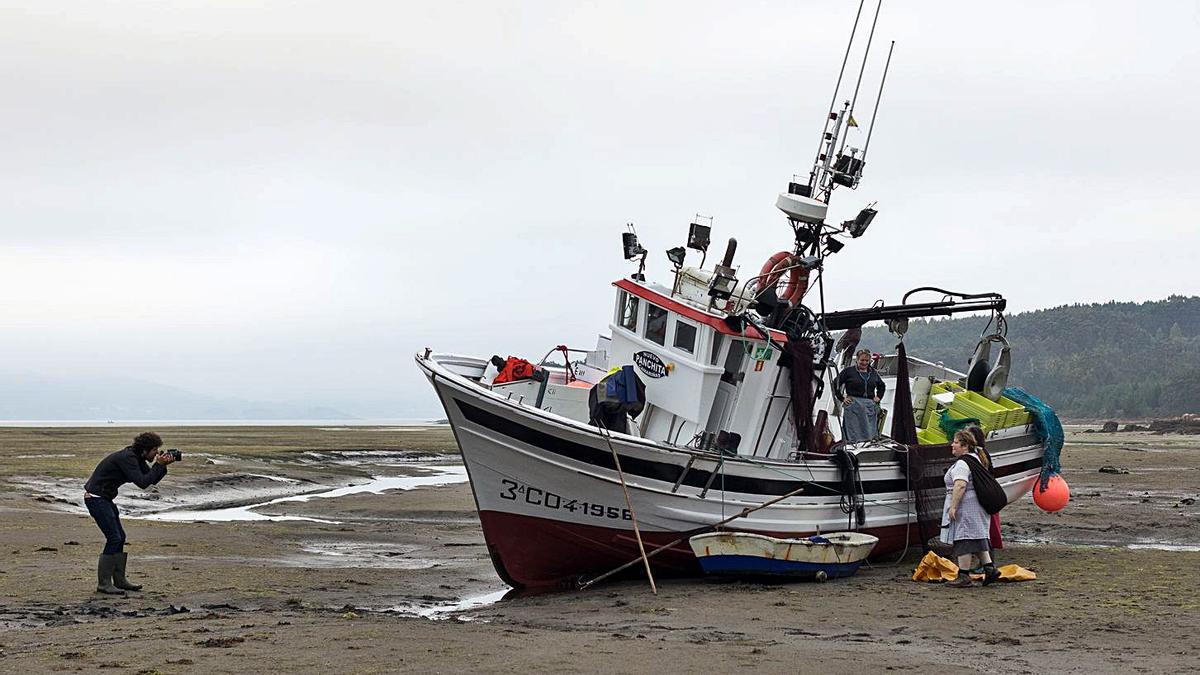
xmin=453 ymin=398 xmax=1042 ymax=497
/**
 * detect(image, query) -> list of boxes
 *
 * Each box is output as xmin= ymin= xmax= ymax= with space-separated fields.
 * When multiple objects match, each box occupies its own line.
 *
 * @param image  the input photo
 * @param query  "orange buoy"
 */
xmin=1033 ymin=474 xmax=1070 ymax=512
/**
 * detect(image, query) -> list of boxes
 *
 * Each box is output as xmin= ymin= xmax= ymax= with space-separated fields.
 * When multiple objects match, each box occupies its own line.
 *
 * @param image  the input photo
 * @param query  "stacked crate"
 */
xmin=914 ymin=381 xmax=1031 ymax=445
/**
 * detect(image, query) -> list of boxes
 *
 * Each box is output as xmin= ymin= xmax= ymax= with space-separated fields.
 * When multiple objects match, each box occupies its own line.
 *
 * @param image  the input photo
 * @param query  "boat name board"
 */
xmin=633 ymin=350 xmax=669 ymax=378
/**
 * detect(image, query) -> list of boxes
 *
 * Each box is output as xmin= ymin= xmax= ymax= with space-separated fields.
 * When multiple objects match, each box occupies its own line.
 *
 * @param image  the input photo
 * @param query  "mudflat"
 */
xmin=0 ymin=426 xmax=1197 ymax=673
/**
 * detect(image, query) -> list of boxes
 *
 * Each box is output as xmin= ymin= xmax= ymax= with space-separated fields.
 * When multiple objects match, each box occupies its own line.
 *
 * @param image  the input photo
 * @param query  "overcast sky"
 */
xmin=2 ymin=1 xmax=1197 ymax=417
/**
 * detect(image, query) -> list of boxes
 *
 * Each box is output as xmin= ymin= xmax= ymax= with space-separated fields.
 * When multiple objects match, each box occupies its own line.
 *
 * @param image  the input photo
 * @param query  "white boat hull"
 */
xmin=418 ymin=352 xmax=1044 ymax=588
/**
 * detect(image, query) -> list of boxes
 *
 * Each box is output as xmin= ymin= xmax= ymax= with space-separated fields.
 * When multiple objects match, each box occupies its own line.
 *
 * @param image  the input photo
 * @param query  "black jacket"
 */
xmin=84 ymin=446 xmax=167 ymax=500
xmin=836 ymin=366 xmax=886 ymax=400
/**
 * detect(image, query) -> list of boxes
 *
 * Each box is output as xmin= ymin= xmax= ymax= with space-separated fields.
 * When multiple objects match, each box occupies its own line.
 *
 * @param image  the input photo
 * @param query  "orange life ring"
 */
xmin=758 ymin=252 xmax=810 ymax=305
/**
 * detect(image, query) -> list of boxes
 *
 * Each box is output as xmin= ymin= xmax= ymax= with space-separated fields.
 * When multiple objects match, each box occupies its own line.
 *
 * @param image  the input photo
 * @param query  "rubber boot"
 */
xmin=112 ymin=552 xmax=142 ymax=591
xmin=946 ymin=572 xmax=975 ymax=588
xmin=981 ymin=563 xmax=1001 ymax=587
xmin=96 ymin=554 xmax=126 ymax=595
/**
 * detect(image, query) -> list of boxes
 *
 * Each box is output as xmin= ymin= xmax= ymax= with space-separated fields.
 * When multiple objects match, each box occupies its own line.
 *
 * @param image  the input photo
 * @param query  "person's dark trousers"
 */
xmin=85 ymin=496 xmax=128 ymax=594
xmin=85 ymin=497 xmax=126 ymax=554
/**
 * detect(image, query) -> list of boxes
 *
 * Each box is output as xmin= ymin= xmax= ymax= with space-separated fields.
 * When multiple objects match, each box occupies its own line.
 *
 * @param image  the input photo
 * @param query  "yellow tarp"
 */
xmin=911 ymin=551 xmax=1037 ymax=583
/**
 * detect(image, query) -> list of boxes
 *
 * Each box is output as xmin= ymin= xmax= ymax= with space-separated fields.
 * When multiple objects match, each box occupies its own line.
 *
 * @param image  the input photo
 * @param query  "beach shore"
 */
xmin=1 ymin=426 xmax=1196 ymax=673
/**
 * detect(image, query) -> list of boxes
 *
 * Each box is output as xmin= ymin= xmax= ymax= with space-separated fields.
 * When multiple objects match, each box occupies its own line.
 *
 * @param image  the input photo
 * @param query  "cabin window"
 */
xmin=673 ymin=320 xmax=697 ymax=353
xmin=645 ymin=304 xmax=668 ymax=345
xmin=709 ymin=332 xmax=724 ymax=365
xmin=618 ymin=292 xmax=640 ymax=332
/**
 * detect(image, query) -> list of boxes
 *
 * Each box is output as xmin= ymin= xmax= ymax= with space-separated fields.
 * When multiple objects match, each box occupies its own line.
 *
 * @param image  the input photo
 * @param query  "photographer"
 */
xmin=83 ymin=431 xmax=178 ymax=595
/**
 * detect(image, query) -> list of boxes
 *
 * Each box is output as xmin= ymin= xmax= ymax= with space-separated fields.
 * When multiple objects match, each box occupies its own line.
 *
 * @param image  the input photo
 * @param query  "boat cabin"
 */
xmin=606 ymin=277 xmax=797 ymax=458
xmin=482 ymin=270 xmax=992 ymax=462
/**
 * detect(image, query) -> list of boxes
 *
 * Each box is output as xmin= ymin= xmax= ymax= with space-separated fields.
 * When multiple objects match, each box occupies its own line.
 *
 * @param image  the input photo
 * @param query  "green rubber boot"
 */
xmin=96 ymin=554 xmax=125 ymax=595
xmin=112 ymin=552 xmax=142 ymax=591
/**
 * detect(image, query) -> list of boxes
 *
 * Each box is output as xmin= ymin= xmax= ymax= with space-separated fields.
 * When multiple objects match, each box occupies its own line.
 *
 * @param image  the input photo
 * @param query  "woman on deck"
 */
xmin=836 ymin=349 xmax=886 ymax=443
xmin=942 ymin=430 xmax=1001 ymax=588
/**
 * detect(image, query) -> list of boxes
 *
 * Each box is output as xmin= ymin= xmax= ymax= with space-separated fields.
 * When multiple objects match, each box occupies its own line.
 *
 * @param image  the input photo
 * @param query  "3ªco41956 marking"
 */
xmin=499 ymin=479 xmax=631 ymax=521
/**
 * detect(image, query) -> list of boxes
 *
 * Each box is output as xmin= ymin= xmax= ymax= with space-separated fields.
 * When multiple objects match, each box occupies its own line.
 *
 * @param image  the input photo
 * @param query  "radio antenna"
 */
xmin=808 ymin=0 xmax=865 ymax=193
xmin=838 ymin=0 xmax=883 ymax=158
xmin=861 ymin=40 xmax=895 ymax=165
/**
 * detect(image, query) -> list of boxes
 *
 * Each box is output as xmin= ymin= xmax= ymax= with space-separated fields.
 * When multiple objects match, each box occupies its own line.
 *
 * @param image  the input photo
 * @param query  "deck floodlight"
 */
xmin=825 ymin=236 xmax=845 ymax=253
xmin=687 ymin=222 xmax=711 ymax=252
xmin=708 ymin=264 xmax=738 ymax=300
xmin=666 ymin=246 xmax=686 ymax=268
xmin=843 ymin=206 xmax=877 ymax=238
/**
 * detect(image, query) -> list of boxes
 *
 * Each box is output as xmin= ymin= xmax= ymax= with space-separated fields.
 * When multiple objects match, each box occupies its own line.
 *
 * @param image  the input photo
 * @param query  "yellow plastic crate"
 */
xmin=933 ymin=381 xmax=965 ymax=393
xmin=954 ymin=391 xmax=1031 ymax=429
xmin=948 ymin=390 xmax=1008 ymax=431
xmin=922 ymin=380 xmax=1032 ymax=432
xmin=921 ymin=380 xmax=964 ymax=428
xmin=920 ymin=398 xmax=939 ymax=429
xmin=917 ymin=427 xmax=949 ymax=445
xmin=941 ymin=409 xmax=994 ymax=435
xmin=994 ymin=395 xmax=1031 ymax=428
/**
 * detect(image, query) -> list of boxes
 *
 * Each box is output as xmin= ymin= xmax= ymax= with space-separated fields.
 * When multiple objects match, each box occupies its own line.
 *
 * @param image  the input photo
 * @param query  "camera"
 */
xmin=165 ymin=448 xmax=182 ymax=461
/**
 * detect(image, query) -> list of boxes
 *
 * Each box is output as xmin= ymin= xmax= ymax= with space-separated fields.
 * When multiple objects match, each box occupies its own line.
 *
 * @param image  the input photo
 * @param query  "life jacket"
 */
xmin=492 ymin=356 xmax=539 ymax=385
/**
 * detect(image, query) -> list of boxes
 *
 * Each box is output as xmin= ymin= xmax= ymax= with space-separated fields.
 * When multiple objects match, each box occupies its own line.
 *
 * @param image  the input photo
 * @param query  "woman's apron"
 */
xmin=843 ymin=396 xmax=878 ymax=442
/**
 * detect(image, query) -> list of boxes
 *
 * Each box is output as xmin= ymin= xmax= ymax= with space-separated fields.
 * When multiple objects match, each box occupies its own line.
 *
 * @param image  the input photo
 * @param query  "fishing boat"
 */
xmin=415 ymin=4 xmax=1057 ymax=590
xmin=689 ymin=531 xmax=878 ymax=581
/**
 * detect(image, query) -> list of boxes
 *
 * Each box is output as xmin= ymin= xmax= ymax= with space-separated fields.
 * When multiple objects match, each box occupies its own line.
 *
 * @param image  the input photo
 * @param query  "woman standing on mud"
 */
xmin=969 ymin=425 xmax=1004 ymax=558
xmin=942 ymin=430 xmax=1001 ymax=588
xmin=83 ymin=432 xmax=176 ymax=595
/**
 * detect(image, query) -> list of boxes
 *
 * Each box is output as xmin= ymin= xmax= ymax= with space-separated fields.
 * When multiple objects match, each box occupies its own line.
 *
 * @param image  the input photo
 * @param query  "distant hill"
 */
xmin=857 ymin=295 xmax=1200 ymax=418
xmin=0 ymin=373 xmax=353 ymax=421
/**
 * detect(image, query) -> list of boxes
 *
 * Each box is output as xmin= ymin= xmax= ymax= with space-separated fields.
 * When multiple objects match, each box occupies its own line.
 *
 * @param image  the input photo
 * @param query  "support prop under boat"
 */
xmin=598 ymin=422 xmax=658 ymax=595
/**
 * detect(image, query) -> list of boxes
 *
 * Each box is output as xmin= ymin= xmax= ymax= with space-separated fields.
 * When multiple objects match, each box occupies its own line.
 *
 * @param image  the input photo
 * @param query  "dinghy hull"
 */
xmin=689 ymin=532 xmax=878 ymax=580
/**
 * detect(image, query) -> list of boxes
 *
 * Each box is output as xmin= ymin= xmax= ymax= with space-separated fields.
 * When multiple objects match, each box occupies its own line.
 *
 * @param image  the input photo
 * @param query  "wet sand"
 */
xmin=0 ymin=426 xmax=1197 ymax=673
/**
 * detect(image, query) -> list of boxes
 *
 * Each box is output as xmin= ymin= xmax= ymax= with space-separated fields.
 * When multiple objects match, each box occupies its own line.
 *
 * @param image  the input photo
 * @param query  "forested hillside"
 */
xmin=857 ymin=295 xmax=1200 ymax=418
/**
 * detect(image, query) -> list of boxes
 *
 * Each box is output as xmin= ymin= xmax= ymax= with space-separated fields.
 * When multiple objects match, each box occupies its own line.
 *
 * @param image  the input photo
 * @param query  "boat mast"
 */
xmin=813 ymin=0 xmax=882 ymax=203
xmin=836 ymin=0 xmax=883 ymax=160
xmin=808 ymin=0 xmax=865 ymax=199
xmin=776 ymin=1 xmax=893 ymax=322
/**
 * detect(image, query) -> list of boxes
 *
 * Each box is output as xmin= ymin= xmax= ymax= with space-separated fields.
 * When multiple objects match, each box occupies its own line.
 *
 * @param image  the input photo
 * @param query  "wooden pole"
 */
xmin=601 ymin=425 xmax=657 ymax=595
xmin=579 ymin=483 xmax=809 ymax=590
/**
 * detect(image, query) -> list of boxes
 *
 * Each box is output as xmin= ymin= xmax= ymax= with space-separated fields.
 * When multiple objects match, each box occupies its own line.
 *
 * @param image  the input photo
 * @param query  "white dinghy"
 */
xmin=689 ymin=531 xmax=879 ymax=581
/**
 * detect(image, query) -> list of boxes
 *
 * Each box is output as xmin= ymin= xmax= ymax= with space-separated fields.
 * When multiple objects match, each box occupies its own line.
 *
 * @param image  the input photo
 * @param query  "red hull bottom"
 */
xmin=478 ymin=510 xmax=919 ymax=589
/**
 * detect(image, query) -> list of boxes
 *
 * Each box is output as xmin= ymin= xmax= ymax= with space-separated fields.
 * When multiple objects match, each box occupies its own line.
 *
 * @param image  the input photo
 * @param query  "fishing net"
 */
xmin=889 ymin=342 xmax=918 ymax=445
xmin=902 ymin=443 xmax=956 ymax=551
xmin=937 ymin=410 xmax=981 ymax=438
xmin=892 ymin=342 xmax=955 ymax=552
xmin=1002 ymin=387 xmax=1063 ymax=489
